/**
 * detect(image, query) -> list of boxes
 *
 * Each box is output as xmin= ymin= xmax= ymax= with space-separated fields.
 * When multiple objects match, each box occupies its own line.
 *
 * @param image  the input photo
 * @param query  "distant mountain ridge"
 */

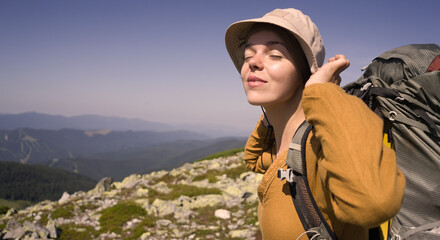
xmin=0 ymin=127 xmax=246 ymax=180
xmin=0 ymin=112 xmax=172 ymax=132
xmin=0 ymin=128 xmax=208 ymax=165
xmin=0 ymin=112 xmax=251 ymax=137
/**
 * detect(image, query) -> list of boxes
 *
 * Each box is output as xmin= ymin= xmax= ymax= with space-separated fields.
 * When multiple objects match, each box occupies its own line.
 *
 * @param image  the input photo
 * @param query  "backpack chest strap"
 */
xmin=286 ymin=121 xmax=311 ymax=174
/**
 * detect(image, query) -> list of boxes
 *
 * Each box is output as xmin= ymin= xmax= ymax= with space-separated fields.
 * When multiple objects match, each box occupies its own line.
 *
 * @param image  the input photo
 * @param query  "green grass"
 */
xmin=148 ymin=184 xmax=222 ymax=204
xmin=192 ymin=162 xmax=249 ymax=184
xmin=197 ymin=148 xmax=244 ymax=161
xmin=150 ymin=172 xmax=187 ymax=185
xmin=0 ymin=221 xmax=5 ymax=231
xmin=79 ymin=203 xmax=98 ymax=212
xmin=224 ymin=163 xmax=249 ymax=179
xmin=0 ymin=198 xmax=32 ymax=210
xmin=0 ymin=205 xmax=9 ymax=215
xmin=128 ymin=216 xmax=158 ymax=240
xmin=192 ymin=205 xmax=218 ymax=224
xmin=193 ymin=173 xmax=218 ymax=183
xmin=99 ymin=201 xmax=147 ymax=234
xmin=51 ymin=204 xmax=75 ymax=219
xmin=58 ymin=224 xmax=97 ymax=240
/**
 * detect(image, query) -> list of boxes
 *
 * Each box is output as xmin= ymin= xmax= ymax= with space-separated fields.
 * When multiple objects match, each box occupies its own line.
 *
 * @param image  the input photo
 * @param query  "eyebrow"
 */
xmin=244 ymin=40 xmax=287 ymax=50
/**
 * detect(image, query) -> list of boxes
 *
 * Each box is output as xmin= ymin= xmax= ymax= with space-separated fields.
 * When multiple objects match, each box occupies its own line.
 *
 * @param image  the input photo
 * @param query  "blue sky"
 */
xmin=1 ymin=0 xmax=439 ymax=136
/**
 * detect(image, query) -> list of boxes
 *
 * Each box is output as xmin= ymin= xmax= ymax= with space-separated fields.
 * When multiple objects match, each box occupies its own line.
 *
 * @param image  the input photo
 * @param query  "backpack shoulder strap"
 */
xmin=278 ymin=121 xmax=338 ymax=240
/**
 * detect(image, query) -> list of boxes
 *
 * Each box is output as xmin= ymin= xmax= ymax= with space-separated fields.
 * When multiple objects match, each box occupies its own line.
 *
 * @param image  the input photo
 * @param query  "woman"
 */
xmin=224 ymin=8 xmax=405 ymax=239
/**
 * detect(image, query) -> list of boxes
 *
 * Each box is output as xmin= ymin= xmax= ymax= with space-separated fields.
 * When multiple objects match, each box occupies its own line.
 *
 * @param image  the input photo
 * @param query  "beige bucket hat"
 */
xmin=225 ymin=8 xmax=325 ymax=74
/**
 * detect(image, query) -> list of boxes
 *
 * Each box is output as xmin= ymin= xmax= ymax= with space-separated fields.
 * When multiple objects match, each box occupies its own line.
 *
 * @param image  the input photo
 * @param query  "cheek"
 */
xmin=240 ymin=67 xmax=249 ymax=90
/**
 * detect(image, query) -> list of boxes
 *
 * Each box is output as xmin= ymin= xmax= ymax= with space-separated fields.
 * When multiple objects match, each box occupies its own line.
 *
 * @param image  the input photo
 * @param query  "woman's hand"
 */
xmin=305 ymin=55 xmax=350 ymax=87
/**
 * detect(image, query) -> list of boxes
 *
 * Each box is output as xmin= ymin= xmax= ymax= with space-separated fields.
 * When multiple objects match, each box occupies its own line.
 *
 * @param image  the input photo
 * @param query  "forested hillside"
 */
xmin=0 ymin=162 xmax=96 ymax=202
xmin=0 ymin=128 xmax=208 ymax=165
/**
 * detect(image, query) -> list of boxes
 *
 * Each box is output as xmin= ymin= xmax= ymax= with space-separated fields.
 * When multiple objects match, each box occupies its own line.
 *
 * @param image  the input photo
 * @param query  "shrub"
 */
xmin=192 ymin=173 xmax=219 ymax=183
xmin=99 ymin=201 xmax=146 ymax=234
xmin=52 ymin=204 xmax=75 ymax=219
xmin=197 ymin=148 xmax=244 ymax=161
xmin=0 ymin=205 xmax=9 ymax=215
xmin=192 ymin=162 xmax=248 ymax=183
xmin=148 ymin=184 xmax=222 ymax=204
xmin=224 ymin=164 xmax=249 ymax=179
xmin=58 ymin=224 xmax=97 ymax=240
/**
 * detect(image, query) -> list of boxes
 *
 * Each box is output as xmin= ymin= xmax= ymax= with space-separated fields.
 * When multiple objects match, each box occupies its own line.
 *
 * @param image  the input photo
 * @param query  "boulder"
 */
xmin=58 ymin=192 xmax=70 ymax=205
xmin=215 ymin=209 xmax=231 ymax=219
xmin=3 ymin=227 xmax=26 ymax=240
xmin=88 ymin=177 xmax=113 ymax=196
xmin=46 ymin=219 xmax=58 ymax=238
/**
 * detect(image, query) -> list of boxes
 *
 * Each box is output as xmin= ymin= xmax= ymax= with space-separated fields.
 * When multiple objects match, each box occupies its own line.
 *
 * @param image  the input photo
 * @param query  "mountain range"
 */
xmin=0 ymin=127 xmax=246 ymax=180
xmin=0 ymin=112 xmax=251 ymax=137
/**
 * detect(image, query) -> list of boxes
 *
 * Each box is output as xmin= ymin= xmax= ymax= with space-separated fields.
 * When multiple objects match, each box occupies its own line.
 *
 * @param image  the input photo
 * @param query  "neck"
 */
xmin=263 ymin=89 xmax=305 ymax=155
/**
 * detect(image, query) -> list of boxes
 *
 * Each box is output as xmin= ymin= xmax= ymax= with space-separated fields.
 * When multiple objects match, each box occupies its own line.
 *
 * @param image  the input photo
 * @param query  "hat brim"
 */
xmin=225 ymin=16 xmax=320 ymax=74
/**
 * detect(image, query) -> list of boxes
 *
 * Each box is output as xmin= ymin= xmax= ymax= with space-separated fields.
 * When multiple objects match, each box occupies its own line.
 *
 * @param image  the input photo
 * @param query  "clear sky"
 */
xmin=1 ymin=0 xmax=439 ymax=135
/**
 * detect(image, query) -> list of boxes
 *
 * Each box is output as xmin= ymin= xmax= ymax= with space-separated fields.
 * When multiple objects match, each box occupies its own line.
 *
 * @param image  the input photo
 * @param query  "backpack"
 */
xmin=278 ymin=44 xmax=440 ymax=240
xmin=344 ymin=43 xmax=440 ymax=239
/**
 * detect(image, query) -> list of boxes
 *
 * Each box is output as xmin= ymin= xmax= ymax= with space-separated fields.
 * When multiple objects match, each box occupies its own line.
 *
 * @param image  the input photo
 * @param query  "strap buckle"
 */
xmin=278 ymin=168 xmax=295 ymax=183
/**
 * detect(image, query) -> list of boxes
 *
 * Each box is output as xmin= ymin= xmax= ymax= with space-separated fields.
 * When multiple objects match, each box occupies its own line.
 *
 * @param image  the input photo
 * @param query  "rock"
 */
xmin=224 ymin=185 xmax=242 ymax=197
xmin=6 ymin=219 xmax=22 ymax=231
xmin=5 ymin=208 xmax=17 ymax=217
xmin=191 ymin=195 xmax=224 ymax=208
xmin=230 ymin=229 xmax=253 ymax=238
xmin=123 ymin=218 xmax=141 ymax=230
xmin=3 ymin=226 xmax=26 ymax=240
xmin=150 ymin=199 xmax=177 ymax=217
xmin=215 ymin=209 xmax=230 ymax=219
xmin=46 ymin=219 xmax=58 ymax=238
xmin=88 ymin=177 xmax=113 ymax=196
xmin=135 ymin=188 xmax=149 ymax=197
xmin=122 ymin=177 xmax=149 ymax=189
xmin=430 ymin=227 xmax=440 ymax=234
xmin=150 ymin=181 xmax=171 ymax=194
xmin=242 ymin=191 xmax=253 ymax=200
xmin=58 ymin=192 xmax=70 ymax=205
xmin=23 ymin=221 xmax=49 ymax=238
xmin=157 ymin=219 xmax=172 ymax=227
xmin=140 ymin=232 xmax=151 ymax=240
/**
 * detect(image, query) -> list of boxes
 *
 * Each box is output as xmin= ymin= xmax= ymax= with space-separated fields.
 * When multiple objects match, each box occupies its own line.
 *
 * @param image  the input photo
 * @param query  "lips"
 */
xmin=247 ymin=76 xmax=267 ymax=87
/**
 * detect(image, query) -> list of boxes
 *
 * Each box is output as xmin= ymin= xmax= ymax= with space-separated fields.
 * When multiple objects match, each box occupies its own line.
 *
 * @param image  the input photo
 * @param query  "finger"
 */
xmin=332 ymin=55 xmax=350 ymax=68
xmin=335 ymin=75 xmax=341 ymax=85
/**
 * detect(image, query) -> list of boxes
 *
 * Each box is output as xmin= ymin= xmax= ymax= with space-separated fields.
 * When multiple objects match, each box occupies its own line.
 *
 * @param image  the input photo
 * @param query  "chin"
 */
xmin=247 ymin=98 xmax=268 ymax=106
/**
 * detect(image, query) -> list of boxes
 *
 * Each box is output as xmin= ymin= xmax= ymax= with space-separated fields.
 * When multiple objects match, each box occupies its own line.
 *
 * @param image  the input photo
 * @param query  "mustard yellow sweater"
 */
xmin=244 ymin=83 xmax=405 ymax=240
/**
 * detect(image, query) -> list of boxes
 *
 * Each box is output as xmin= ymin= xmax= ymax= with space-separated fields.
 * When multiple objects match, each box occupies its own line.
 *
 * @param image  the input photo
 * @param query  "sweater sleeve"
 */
xmin=244 ymin=116 xmax=275 ymax=173
xmin=302 ymin=83 xmax=406 ymax=227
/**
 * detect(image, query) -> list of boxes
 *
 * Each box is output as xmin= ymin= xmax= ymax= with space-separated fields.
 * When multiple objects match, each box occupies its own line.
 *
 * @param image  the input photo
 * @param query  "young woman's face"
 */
xmin=241 ymin=30 xmax=302 ymax=108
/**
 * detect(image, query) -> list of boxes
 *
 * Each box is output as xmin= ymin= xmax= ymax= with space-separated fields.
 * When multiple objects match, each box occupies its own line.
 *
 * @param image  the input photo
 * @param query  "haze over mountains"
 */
xmin=0 ymin=112 xmax=247 ymax=181
xmin=0 ymin=112 xmax=251 ymax=137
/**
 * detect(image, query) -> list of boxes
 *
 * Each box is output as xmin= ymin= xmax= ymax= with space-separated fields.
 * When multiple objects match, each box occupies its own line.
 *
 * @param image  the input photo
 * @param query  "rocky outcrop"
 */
xmin=0 ymin=152 xmax=263 ymax=239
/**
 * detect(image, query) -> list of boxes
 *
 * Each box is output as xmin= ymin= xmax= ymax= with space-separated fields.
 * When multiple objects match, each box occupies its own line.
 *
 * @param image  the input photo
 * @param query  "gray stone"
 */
xmin=58 ymin=192 xmax=70 ymax=205
xmin=46 ymin=219 xmax=58 ymax=238
xmin=230 ymin=229 xmax=253 ymax=238
xmin=23 ymin=221 xmax=49 ymax=238
xmin=6 ymin=219 xmax=22 ymax=231
xmin=215 ymin=209 xmax=230 ymax=219
xmin=5 ymin=208 xmax=17 ymax=217
xmin=89 ymin=177 xmax=113 ymax=195
xmin=157 ymin=219 xmax=172 ymax=227
xmin=3 ymin=226 xmax=26 ymax=239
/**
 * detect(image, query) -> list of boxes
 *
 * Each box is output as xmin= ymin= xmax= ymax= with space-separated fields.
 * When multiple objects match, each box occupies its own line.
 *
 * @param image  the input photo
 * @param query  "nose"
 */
xmin=247 ymin=53 xmax=264 ymax=71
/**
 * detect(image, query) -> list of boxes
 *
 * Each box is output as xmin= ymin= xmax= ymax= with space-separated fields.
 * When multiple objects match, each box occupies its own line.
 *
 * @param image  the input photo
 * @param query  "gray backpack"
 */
xmin=344 ymin=44 xmax=440 ymax=239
